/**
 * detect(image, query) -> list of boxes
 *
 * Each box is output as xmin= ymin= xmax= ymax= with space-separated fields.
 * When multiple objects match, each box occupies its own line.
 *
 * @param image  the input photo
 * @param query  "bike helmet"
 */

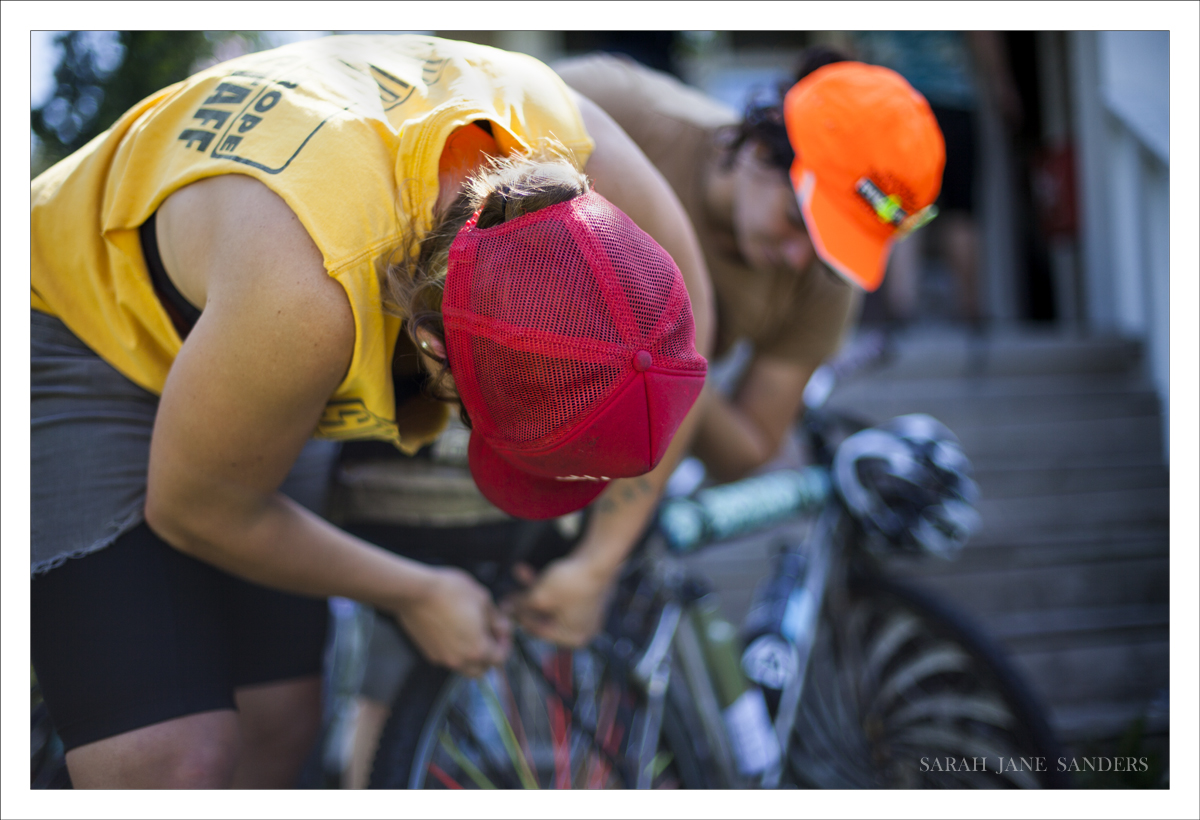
xmin=832 ymin=414 xmax=980 ymax=558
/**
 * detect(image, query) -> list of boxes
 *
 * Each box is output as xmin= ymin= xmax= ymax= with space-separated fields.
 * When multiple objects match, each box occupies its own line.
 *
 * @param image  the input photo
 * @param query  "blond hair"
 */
xmin=385 ymin=145 xmax=591 ymax=404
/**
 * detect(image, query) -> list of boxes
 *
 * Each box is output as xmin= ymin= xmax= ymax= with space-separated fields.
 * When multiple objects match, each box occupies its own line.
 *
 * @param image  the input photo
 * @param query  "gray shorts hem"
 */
xmin=31 ymin=503 xmax=145 ymax=578
xmin=31 ymin=309 xmax=338 ymax=576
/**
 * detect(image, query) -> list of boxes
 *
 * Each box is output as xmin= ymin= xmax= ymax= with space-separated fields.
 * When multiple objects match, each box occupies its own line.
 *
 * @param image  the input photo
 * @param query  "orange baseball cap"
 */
xmin=784 ymin=62 xmax=946 ymax=292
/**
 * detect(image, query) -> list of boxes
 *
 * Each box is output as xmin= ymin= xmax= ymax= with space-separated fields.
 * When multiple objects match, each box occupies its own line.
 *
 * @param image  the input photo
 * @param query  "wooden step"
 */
xmin=1009 ymin=637 xmax=1169 ymax=708
xmin=859 ymin=329 xmax=1143 ymax=379
xmin=952 ymin=416 xmax=1165 ymax=469
xmin=973 ymin=463 xmax=1168 ymax=499
xmin=829 ymin=374 xmax=1159 ymax=428
xmin=679 ymin=524 xmax=1170 ymax=621
xmin=889 ymin=558 xmax=1169 ymax=616
xmin=697 ymin=325 xmax=1169 ymax=752
xmin=832 ymin=369 xmax=1155 ymax=402
xmin=983 ymin=603 xmax=1169 ymax=650
xmin=886 ymin=527 xmax=1168 ymax=576
xmin=973 ymin=487 xmax=1170 ymax=535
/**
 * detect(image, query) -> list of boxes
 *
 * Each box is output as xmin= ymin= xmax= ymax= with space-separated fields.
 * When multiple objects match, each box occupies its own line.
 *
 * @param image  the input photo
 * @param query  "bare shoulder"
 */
xmin=159 ymin=175 xmax=352 ymax=331
xmin=572 ymin=90 xmax=715 ymax=355
xmin=157 ymin=176 xmax=329 ymax=300
xmin=158 ymin=174 xmax=355 ymax=384
xmin=572 ymin=91 xmax=672 ymax=234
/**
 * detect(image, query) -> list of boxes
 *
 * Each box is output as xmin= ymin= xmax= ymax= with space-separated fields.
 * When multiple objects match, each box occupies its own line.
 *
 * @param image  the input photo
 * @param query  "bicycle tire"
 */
xmin=786 ymin=570 xmax=1069 ymax=788
xmin=369 ymin=634 xmax=711 ymax=789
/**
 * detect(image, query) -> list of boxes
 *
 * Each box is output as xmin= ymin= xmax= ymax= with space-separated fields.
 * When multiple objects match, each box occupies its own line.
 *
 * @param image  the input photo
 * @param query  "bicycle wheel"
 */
xmin=370 ymin=634 xmax=710 ymax=789
xmin=786 ymin=571 xmax=1068 ymax=788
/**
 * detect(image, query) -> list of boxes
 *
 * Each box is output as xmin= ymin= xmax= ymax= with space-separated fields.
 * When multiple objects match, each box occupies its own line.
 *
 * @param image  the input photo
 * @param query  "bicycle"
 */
xmin=364 ymin=344 xmax=1070 ymax=790
xmin=31 ymin=337 xmax=1068 ymax=791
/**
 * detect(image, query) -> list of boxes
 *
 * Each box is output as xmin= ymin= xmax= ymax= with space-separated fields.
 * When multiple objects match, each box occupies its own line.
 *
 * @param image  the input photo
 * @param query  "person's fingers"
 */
xmin=490 ymin=608 xmax=512 ymax=640
xmin=478 ymin=632 xmax=508 ymax=668
xmin=511 ymin=562 xmax=538 ymax=587
xmin=512 ymin=597 xmax=555 ymax=629
xmin=520 ymin=620 xmax=555 ymax=644
xmin=497 ymin=597 xmax=518 ymax=618
xmin=490 ymin=610 xmax=513 ymax=656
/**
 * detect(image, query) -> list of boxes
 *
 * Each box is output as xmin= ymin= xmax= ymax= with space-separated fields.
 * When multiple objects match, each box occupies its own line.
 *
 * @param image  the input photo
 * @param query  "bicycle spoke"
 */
xmin=427 ymin=761 xmax=465 ymax=790
xmin=791 ymin=635 xmax=880 ymax=787
xmin=861 ymin=611 xmax=922 ymax=680
xmin=544 ymin=650 xmax=575 ymax=789
xmin=512 ymin=636 xmax=631 ymax=786
xmin=873 ymin=645 xmax=971 ymax=711
xmin=493 ymin=666 xmax=538 ymax=782
xmin=786 ymin=582 xmax=1059 ymax=789
xmin=404 ymin=631 xmax=687 ymax=790
xmin=479 ymin=676 xmax=540 ymax=789
xmin=437 ymin=729 xmax=497 ymax=789
xmin=585 ymin=683 xmax=623 ymax=788
xmin=442 ymin=694 xmax=525 ymax=789
xmin=885 ymin=692 xmax=1013 ymax=729
xmin=546 ymin=688 xmax=572 ymax=788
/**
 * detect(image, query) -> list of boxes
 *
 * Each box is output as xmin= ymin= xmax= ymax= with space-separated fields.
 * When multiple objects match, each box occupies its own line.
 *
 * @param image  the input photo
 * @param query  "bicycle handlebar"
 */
xmin=656 ymin=330 xmax=890 ymax=555
xmin=657 ymin=466 xmax=832 ymax=554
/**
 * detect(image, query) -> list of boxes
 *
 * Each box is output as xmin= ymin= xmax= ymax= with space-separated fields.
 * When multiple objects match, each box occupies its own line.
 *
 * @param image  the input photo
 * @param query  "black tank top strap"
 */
xmin=139 ymin=212 xmax=201 ymax=338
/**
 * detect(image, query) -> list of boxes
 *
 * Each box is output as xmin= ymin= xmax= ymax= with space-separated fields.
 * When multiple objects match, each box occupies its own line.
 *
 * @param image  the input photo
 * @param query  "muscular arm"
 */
xmin=507 ymin=92 xmax=716 ymax=644
xmin=144 ymin=175 xmax=507 ymax=674
xmin=574 ymin=89 xmax=715 ymax=554
xmin=692 ymin=354 xmax=817 ymax=483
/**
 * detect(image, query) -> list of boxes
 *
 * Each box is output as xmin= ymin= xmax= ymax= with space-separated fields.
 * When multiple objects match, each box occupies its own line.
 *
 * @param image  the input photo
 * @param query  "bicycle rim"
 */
xmin=378 ymin=636 xmax=705 ymax=789
xmin=787 ymin=572 xmax=1066 ymax=789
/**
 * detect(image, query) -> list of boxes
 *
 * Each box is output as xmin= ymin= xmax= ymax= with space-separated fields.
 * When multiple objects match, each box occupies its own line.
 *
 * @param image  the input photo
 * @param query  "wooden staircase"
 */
xmin=686 ymin=325 xmax=1170 ymax=768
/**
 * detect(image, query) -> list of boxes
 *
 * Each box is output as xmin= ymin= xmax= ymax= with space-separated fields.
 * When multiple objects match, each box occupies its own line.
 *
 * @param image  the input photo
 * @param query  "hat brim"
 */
xmin=793 ymin=168 xmax=893 ymax=293
xmin=468 ymin=432 xmax=609 ymax=520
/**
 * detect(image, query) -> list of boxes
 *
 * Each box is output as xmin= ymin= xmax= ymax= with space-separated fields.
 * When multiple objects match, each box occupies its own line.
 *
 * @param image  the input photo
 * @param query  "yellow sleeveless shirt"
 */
xmin=30 ymin=34 xmax=593 ymax=453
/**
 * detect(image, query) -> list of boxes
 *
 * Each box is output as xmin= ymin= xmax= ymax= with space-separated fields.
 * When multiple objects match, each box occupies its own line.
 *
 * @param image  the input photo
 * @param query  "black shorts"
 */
xmin=31 ymin=523 xmax=328 ymax=752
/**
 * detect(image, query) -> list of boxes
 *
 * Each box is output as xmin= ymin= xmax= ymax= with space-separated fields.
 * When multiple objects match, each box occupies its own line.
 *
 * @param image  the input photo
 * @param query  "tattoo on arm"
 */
xmin=593 ymin=477 xmax=655 ymax=517
xmin=593 ymin=496 xmax=618 ymax=515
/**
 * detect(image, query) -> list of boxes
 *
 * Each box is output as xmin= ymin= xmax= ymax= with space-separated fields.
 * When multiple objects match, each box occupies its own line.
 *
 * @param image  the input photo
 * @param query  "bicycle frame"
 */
xmin=362 ymin=332 xmax=1064 ymax=790
xmin=617 ymin=479 xmax=849 ymax=789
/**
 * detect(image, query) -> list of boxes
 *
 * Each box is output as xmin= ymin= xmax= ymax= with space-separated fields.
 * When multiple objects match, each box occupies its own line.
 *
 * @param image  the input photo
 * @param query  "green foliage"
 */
xmin=31 ymin=31 xmax=271 ymax=176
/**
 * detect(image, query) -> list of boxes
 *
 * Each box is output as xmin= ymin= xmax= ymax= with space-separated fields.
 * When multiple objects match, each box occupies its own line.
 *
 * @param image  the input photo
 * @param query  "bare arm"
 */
xmin=692 ymin=354 xmax=817 ymax=482
xmin=508 ymin=92 xmax=716 ymax=645
xmin=145 ymin=175 xmax=508 ymax=675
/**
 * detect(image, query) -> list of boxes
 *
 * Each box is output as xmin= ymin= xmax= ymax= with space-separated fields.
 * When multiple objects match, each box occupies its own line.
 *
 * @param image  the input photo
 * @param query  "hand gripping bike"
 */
xmin=366 ymin=353 xmax=1068 ymax=790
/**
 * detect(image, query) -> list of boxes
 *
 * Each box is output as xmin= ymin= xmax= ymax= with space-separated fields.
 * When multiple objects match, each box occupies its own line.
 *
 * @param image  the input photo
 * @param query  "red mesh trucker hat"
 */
xmin=442 ymin=190 xmax=708 ymax=520
xmin=784 ymin=62 xmax=945 ymax=292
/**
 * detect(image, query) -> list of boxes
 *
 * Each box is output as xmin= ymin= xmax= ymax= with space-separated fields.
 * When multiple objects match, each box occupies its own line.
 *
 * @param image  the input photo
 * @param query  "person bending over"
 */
xmin=557 ymin=50 xmax=944 ymax=481
xmin=30 ymin=34 xmax=712 ymax=789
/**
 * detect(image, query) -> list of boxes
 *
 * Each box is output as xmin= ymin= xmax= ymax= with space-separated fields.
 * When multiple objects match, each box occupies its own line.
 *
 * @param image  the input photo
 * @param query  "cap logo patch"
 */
xmin=856 ymin=177 xmax=937 ymax=237
xmin=856 ymin=177 xmax=907 ymax=225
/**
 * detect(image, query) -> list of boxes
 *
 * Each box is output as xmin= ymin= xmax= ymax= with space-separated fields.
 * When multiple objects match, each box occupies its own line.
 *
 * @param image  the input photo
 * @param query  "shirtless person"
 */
xmin=31 ymin=34 xmax=712 ymax=788
xmin=557 ymin=50 xmax=945 ymax=480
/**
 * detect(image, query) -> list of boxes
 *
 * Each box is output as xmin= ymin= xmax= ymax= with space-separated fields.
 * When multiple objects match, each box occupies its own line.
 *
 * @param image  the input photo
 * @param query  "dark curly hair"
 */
xmin=720 ymin=45 xmax=850 ymax=174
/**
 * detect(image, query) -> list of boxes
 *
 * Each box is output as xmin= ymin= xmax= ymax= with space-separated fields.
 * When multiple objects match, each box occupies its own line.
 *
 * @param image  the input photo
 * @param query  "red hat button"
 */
xmin=633 ymin=350 xmax=653 ymax=371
